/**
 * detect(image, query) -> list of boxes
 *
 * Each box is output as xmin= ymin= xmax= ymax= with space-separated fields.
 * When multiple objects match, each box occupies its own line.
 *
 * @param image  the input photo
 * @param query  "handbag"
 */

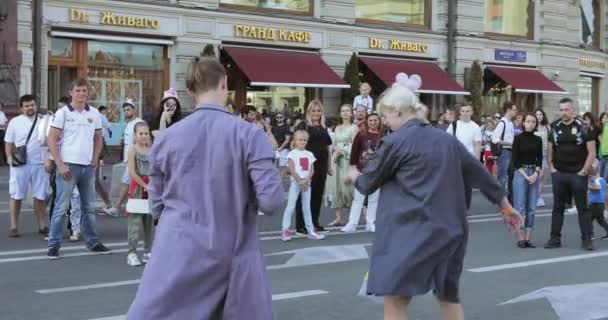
xmin=126 ymin=199 xmax=150 ymax=214
xmin=11 ymin=114 xmax=38 ymax=167
xmin=490 ymin=120 xmax=505 ymax=157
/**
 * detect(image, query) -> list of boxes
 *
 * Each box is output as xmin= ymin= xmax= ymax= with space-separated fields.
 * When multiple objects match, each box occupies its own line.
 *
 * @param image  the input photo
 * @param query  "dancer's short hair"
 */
xmin=186 ymin=57 xmax=226 ymax=94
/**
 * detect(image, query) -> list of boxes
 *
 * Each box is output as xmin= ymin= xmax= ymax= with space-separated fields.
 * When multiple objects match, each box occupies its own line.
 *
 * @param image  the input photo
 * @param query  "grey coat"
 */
xmin=356 ymin=119 xmax=505 ymax=303
xmin=128 ymin=104 xmax=282 ymax=319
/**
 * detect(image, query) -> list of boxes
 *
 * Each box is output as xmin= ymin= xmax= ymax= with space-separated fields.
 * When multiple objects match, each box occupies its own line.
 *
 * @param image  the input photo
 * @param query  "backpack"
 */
xmin=491 ymin=120 xmax=505 ymax=157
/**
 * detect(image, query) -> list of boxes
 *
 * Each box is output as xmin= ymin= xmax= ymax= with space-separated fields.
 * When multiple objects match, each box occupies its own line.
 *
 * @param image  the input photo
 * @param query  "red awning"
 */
xmin=223 ymin=46 xmax=349 ymax=88
xmin=486 ymin=66 xmax=567 ymax=94
xmin=359 ymin=56 xmax=468 ymax=95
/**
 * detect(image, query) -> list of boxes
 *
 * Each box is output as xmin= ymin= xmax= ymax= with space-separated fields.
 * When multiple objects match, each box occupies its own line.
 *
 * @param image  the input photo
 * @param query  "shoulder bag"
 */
xmin=11 ymin=115 xmax=39 ymax=167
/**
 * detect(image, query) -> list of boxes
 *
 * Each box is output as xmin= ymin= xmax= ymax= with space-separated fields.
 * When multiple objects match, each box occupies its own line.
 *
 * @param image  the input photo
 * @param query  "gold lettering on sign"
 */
xmin=369 ymin=37 xmax=384 ymax=49
xmin=579 ymin=58 xmax=606 ymax=69
xmin=235 ymin=25 xmax=311 ymax=43
xmin=69 ymin=9 xmax=89 ymax=23
xmin=69 ymin=8 xmax=160 ymax=29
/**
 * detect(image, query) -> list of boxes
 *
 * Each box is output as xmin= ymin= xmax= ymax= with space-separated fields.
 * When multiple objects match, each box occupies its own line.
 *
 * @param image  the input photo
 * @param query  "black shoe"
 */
xmin=90 ymin=243 xmax=112 ymax=255
xmin=295 ymin=228 xmax=307 ymax=235
xmin=316 ymin=226 xmax=329 ymax=234
xmin=544 ymin=238 xmax=561 ymax=249
xmin=582 ymin=240 xmax=595 ymax=251
xmin=517 ymin=240 xmax=526 ymax=248
xmin=8 ymin=228 xmax=19 ymax=238
xmin=47 ymin=248 xmax=60 ymax=260
xmin=38 ymin=227 xmax=49 ymax=240
xmin=524 ymin=240 xmax=536 ymax=248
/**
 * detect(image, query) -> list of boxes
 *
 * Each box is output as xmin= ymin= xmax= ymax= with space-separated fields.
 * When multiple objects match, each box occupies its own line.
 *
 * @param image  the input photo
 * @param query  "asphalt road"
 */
xmin=1 ymin=167 xmax=607 ymax=320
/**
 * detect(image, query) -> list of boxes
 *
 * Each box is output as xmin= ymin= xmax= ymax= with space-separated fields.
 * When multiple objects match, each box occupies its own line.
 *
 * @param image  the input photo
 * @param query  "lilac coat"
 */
xmin=128 ymin=104 xmax=282 ymax=319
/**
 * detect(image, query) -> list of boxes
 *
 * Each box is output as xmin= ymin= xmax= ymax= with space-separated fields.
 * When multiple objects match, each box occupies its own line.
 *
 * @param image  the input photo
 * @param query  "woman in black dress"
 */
xmin=295 ymin=100 xmax=333 ymax=233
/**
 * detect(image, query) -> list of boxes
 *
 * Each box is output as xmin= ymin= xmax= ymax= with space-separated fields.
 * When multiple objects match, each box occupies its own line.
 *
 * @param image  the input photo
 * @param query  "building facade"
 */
xmin=14 ymin=0 xmax=608 ymax=142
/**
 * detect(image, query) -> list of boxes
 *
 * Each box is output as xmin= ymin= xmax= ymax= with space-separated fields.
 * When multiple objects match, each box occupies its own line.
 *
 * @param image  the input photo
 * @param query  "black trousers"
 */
xmin=0 ymin=130 xmax=6 ymax=165
xmin=296 ymin=161 xmax=328 ymax=230
xmin=590 ymin=203 xmax=608 ymax=235
xmin=507 ymin=162 xmax=514 ymax=204
xmin=550 ymin=171 xmax=592 ymax=241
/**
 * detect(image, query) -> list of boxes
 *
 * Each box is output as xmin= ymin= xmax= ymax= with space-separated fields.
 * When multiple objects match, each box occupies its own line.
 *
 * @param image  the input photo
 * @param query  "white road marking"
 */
xmin=267 ymin=244 xmax=371 ymax=270
xmin=501 ymin=283 xmax=608 ymax=320
xmin=86 ymin=290 xmax=329 ymax=320
xmin=0 ymin=241 xmax=138 ymax=256
xmin=37 ymin=279 xmax=141 ymax=294
xmin=469 ymin=250 xmax=608 ymax=273
xmin=0 ymin=248 xmax=129 ymax=264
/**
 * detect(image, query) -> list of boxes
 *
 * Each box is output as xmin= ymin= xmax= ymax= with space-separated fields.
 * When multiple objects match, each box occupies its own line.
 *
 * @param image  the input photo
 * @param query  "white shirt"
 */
xmin=446 ymin=120 xmax=482 ymax=156
xmin=483 ymin=129 xmax=494 ymax=151
xmin=123 ymin=118 xmax=144 ymax=162
xmin=353 ymin=95 xmax=374 ymax=114
xmin=51 ymin=105 xmax=102 ymax=165
xmin=287 ymin=149 xmax=316 ymax=180
xmin=0 ymin=111 xmax=8 ymax=130
xmin=4 ymin=114 xmax=47 ymax=164
xmin=101 ymin=114 xmax=112 ymax=143
xmin=491 ymin=117 xmax=515 ymax=149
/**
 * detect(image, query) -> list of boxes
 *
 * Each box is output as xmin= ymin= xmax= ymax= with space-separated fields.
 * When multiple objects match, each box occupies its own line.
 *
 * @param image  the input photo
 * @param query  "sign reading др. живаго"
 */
xmin=495 ymin=49 xmax=527 ymax=63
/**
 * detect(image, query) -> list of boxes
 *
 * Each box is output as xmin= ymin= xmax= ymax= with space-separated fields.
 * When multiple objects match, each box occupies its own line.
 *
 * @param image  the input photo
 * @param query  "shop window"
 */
xmin=86 ymin=41 xmax=166 ymax=144
xmin=484 ymin=0 xmax=533 ymax=38
xmin=578 ymin=76 xmax=599 ymax=114
xmin=355 ymin=0 xmax=429 ymax=27
xmin=246 ymin=87 xmax=306 ymax=115
xmin=51 ymin=38 xmax=74 ymax=58
xmin=581 ymin=0 xmax=602 ymax=48
xmin=220 ymin=0 xmax=311 ymax=14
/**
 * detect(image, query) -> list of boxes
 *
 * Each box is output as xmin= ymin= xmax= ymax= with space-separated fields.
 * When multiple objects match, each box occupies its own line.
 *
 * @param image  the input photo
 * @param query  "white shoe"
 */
xmin=536 ymin=198 xmax=545 ymax=207
xmin=127 ymin=253 xmax=142 ymax=266
xmin=142 ymin=252 xmax=151 ymax=264
xmin=69 ymin=232 xmax=80 ymax=242
xmin=365 ymin=224 xmax=375 ymax=233
xmin=102 ymin=207 xmax=120 ymax=217
xmin=307 ymin=231 xmax=325 ymax=240
xmin=566 ymin=207 xmax=578 ymax=214
xmin=340 ymin=225 xmax=357 ymax=233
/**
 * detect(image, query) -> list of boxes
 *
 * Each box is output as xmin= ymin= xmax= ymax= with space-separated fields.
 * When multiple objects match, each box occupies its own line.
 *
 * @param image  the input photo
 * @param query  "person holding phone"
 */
xmin=151 ymin=88 xmax=183 ymax=137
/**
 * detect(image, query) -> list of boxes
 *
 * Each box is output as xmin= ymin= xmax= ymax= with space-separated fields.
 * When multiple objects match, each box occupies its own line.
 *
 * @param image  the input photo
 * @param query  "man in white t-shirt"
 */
xmin=446 ymin=104 xmax=482 ymax=157
xmin=5 ymin=95 xmax=49 ymax=238
xmin=46 ymin=78 xmax=111 ymax=259
xmin=447 ymin=104 xmax=482 ymax=208
xmin=108 ymin=100 xmax=144 ymax=216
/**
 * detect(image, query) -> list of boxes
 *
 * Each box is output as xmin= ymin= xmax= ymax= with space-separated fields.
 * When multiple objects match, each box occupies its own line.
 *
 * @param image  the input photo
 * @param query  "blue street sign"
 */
xmin=495 ymin=49 xmax=527 ymax=63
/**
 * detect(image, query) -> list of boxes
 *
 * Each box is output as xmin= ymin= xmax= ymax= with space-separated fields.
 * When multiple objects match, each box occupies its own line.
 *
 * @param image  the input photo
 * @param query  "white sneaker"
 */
xmin=307 ymin=231 xmax=325 ymax=240
xmin=127 ymin=253 xmax=142 ymax=266
xmin=340 ymin=225 xmax=357 ymax=233
xmin=566 ymin=207 xmax=578 ymax=214
xmin=365 ymin=224 xmax=375 ymax=233
xmin=69 ymin=232 xmax=80 ymax=242
xmin=102 ymin=207 xmax=120 ymax=217
xmin=142 ymin=252 xmax=151 ymax=264
xmin=536 ymin=198 xmax=545 ymax=207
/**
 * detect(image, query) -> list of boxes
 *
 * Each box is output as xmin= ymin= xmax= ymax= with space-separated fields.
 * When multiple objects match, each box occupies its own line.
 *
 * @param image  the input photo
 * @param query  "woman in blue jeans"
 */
xmin=511 ymin=114 xmax=543 ymax=248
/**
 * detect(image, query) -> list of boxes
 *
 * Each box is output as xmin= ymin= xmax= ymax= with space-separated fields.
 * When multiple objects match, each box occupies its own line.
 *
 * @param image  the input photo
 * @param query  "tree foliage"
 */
xmin=341 ymin=53 xmax=360 ymax=105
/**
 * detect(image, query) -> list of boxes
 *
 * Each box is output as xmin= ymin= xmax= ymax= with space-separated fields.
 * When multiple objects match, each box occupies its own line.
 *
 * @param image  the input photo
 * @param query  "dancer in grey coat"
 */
xmin=128 ymin=58 xmax=283 ymax=320
xmin=346 ymin=73 xmax=520 ymax=320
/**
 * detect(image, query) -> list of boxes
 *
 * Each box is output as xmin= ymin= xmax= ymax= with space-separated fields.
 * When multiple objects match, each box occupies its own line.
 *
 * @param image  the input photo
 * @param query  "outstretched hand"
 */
xmin=344 ymin=166 xmax=361 ymax=185
xmin=502 ymin=210 xmax=522 ymax=232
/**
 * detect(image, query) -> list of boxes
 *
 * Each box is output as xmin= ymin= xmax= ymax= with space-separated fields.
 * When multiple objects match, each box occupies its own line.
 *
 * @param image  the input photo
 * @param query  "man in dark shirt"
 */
xmin=271 ymin=113 xmax=291 ymax=174
xmin=546 ymin=98 xmax=596 ymax=250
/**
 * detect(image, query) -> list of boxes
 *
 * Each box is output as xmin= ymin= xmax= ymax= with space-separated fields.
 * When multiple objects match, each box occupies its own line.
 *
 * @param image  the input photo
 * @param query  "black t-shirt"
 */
xmin=271 ymin=124 xmax=292 ymax=148
xmin=548 ymin=119 xmax=593 ymax=173
xmin=295 ymin=122 xmax=332 ymax=165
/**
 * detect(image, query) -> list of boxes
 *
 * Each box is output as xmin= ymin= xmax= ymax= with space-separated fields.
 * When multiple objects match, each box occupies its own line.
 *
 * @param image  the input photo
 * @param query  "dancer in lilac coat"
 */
xmin=128 ymin=58 xmax=283 ymax=319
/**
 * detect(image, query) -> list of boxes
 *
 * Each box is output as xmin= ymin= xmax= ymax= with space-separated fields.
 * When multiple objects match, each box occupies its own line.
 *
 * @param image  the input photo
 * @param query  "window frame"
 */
xmin=219 ymin=0 xmax=314 ymax=17
xmin=354 ymin=0 xmax=432 ymax=29
xmin=581 ymin=0 xmax=603 ymax=49
xmin=483 ymin=0 xmax=535 ymax=40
